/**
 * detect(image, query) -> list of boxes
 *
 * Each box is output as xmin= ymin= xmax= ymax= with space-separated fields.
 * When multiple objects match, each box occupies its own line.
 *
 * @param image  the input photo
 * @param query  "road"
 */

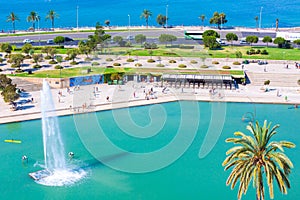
xmin=0 ymin=29 xmax=278 ymax=47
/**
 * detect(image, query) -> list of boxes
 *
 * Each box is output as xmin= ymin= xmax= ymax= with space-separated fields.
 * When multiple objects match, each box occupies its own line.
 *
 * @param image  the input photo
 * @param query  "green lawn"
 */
xmin=108 ymin=45 xmax=299 ymax=60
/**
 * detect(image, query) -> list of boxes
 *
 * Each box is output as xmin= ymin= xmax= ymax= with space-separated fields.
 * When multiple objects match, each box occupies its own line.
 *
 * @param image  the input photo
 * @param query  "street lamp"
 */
xmin=128 ymin=14 xmax=131 ymax=38
xmin=259 ymin=7 xmax=263 ymax=30
xmin=76 ymin=4 xmax=79 ymax=31
xmin=166 ymin=4 xmax=168 ymax=29
xmin=37 ymin=18 xmax=41 ymax=46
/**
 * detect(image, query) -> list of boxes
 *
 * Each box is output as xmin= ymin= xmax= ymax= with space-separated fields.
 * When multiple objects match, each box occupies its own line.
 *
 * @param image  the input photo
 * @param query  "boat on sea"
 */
xmin=4 ymin=139 xmax=22 ymax=144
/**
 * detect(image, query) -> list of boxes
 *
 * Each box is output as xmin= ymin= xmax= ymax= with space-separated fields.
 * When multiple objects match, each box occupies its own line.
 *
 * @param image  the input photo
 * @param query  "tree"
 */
xmin=226 ymin=33 xmax=238 ymax=46
xmin=199 ymin=14 xmax=205 ymax=28
xmin=88 ymin=22 xmax=111 ymax=53
xmin=140 ymin=9 xmax=152 ymax=28
xmin=32 ymin=54 xmax=43 ymax=67
xmin=135 ymin=34 xmax=146 ymax=46
xmin=104 ymin=20 xmax=110 ymax=27
xmin=156 ymin=14 xmax=167 ymax=27
xmin=1 ymin=84 xmax=19 ymax=103
xmin=159 ymin=34 xmax=177 ymax=46
xmin=22 ymin=43 xmax=33 ymax=57
xmin=262 ymin=36 xmax=272 ymax=47
xmin=46 ymin=10 xmax=59 ymax=30
xmin=0 ymin=74 xmax=12 ymax=91
xmin=254 ymin=16 xmax=259 ymax=30
xmin=293 ymin=39 xmax=300 ymax=45
xmin=275 ymin=18 xmax=279 ymax=32
xmin=6 ymin=12 xmax=19 ymax=33
xmin=78 ymin=41 xmax=92 ymax=58
xmin=66 ymin=49 xmax=79 ymax=63
xmin=10 ymin=54 xmax=25 ymax=70
xmin=223 ymin=120 xmax=295 ymax=200
xmin=203 ymin=36 xmax=220 ymax=49
xmin=113 ymin=36 xmax=125 ymax=47
xmin=0 ymin=43 xmax=13 ymax=56
xmin=246 ymin=35 xmax=259 ymax=46
xmin=273 ymin=37 xmax=286 ymax=48
xmin=27 ymin=11 xmax=40 ymax=31
xmin=209 ymin=12 xmax=227 ymax=29
xmin=203 ymin=30 xmax=220 ymax=38
xmin=53 ymin=36 xmax=65 ymax=45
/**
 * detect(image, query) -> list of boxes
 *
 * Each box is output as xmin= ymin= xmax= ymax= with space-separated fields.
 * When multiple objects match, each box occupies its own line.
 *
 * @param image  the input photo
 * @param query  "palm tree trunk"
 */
xmin=52 ymin=20 xmax=54 ymax=30
xmin=13 ymin=22 xmax=15 ymax=33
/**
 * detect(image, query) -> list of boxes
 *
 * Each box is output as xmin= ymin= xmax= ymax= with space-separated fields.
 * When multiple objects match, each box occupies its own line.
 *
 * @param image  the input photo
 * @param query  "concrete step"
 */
xmin=11 ymin=77 xmax=42 ymax=92
xmin=246 ymin=72 xmax=300 ymax=87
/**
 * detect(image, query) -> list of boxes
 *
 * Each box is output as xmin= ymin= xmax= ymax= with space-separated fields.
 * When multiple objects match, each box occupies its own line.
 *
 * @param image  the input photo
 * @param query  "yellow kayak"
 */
xmin=4 ymin=139 xmax=22 ymax=144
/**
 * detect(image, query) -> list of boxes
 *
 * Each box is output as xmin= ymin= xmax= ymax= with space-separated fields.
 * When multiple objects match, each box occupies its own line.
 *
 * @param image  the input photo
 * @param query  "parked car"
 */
xmin=126 ymin=35 xmax=134 ymax=40
xmin=23 ymin=39 xmax=33 ymax=44
xmin=46 ymin=39 xmax=54 ymax=44
xmin=240 ymin=40 xmax=249 ymax=44
xmin=64 ymin=37 xmax=74 ymax=42
xmin=216 ymin=38 xmax=226 ymax=45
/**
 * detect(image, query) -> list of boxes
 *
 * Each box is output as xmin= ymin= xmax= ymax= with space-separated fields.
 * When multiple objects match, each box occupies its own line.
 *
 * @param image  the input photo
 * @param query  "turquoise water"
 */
xmin=1 ymin=0 xmax=300 ymax=31
xmin=1 ymin=101 xmax=299 ymax=199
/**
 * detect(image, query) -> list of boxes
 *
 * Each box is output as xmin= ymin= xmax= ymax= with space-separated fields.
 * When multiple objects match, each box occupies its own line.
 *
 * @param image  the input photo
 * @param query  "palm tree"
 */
xmin=254 ymin=16 xmax=259 ymax=30
xmin=223 ymin=120 xmax=295 ymax=200
xmin=140 ymin=9 xmax=152 ymax=28
xmin=6 ymin=12 xmax=20 ymax=33
xmin=199 ymin=14 xmax=205 ymax=29
xmin=27 ymin=11 xmax=40 ymax=31
xmin=46 ymin=10 xmax=59 ymax=30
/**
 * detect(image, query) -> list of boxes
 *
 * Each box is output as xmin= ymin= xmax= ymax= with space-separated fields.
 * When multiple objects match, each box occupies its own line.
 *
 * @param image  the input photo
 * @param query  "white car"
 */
xmin=240 ymin=40 xmax=249 ymax=44
xmin=23 ymin=39 xmax=33 ymax=44
xmin=46 ymin=39 xmax=54 ymax=44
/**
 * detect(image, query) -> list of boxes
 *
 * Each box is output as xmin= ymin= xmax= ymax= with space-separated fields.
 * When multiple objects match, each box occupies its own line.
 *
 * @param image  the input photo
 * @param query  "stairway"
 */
xmin=246 ymin=72 xmax=300 ymax=87
xmin=11 ymin=77 xmax=42 ymax=92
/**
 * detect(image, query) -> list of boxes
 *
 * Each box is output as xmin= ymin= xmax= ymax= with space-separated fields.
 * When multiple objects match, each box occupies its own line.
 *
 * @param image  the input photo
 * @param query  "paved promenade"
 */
xmin=0 ymin=79 xmax=299 ymax=124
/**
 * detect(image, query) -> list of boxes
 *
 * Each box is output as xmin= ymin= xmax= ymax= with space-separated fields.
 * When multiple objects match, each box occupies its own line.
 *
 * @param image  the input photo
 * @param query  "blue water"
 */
xmin=1 ymin=0 xmax=300 ymax=31
xmin=0 ymin=101 xmax=299 ymax=199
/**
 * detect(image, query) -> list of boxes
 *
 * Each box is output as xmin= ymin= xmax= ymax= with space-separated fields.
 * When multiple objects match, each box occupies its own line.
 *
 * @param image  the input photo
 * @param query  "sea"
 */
xmin=1 ymin=0 xmax=300 ymax=32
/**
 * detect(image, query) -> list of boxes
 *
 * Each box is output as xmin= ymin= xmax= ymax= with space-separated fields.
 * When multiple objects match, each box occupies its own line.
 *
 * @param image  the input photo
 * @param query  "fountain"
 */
xmin=29 ymin=80 xmax=86 ymax=186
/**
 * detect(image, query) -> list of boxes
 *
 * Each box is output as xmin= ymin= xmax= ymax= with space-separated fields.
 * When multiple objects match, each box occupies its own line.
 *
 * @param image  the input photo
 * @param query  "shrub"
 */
xmin=212 ymin=61 xmax=219 ymax=64
xmin=113 ymin=62 xmax=121 ymax=66
xmin=178 ymin=64 xmax=187 ymax=68
xmin=261 ymin=49 xmax=269 ymax=55
xmin=222 ymin=66 xmax=231 ymax=69
xmin=156 ymin=64 xmax=165 ymax=67
xmin=92 ymin=62 xmax=100 ymax=66
xmin=70 ymin=61 xmax=78 ymax=65
xmin=49 ymin=60 xmax=57 ymax=64
xmin=169 ymin=60 xmax=177 ymax=63
xmin=179 ymin=45 xmax=194 ymax=49
xmin=233 ymin=61 xmax=241 ymax=65
xmin=135 ymin=63 xmax=142 ymax=67
xmin=147 ymin=59 xmax=155 ymax=63
xmin=24 ymin=55 xmax=31 ymax=59
xmin=15 ymin=69 xmax=23 ymax=73
xmin=190 ymin=60 xmax=198 ymax=64
xmin=84 ymin=57 xmax=93 ymax=62
xmin=264 ymin=80 xmax=270 ymax=85
xmin=106 ymin=58 xmax=113 ymax=62
xmin=7 ymin=59 xmax=12 ymax=63
xmin=163 ymin=52 xmax=177 ymax=56
xmin=44 ymin=55 xmax=52 ymax=60
xmin=127 ymin=58 xmax=134 ymax=62
xmin=33 ymin=65 xmax=41 ymax=69
xmin=256 ymin=49 xmax=261 ymax=54
xmin=0 ymin=68 xmax=2 ymax=72
xmin=54 ymin=65 xmax=63 ymax=69
xmin=64 ymin=56 xmax=71 ymax=61
xmin=200 ymin=65 xmax=209 ymax=68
